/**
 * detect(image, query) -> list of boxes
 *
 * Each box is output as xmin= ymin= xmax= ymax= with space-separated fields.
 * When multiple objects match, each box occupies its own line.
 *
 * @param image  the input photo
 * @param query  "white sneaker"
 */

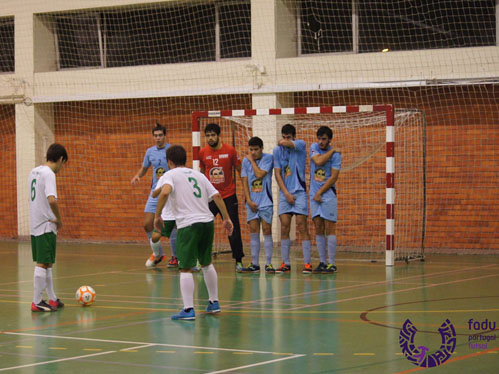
xmin=145 ymin=254 xmax=166 ymax=268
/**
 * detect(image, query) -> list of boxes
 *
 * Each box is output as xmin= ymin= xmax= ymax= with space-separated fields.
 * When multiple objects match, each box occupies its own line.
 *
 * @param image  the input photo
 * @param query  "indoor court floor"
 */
xmin=0 ymin=241 xmax=497 ymax=373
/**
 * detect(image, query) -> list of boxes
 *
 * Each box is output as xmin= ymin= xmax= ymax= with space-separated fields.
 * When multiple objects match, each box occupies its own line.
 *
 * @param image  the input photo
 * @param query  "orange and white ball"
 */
xmin=75 ymin=285 xmax=96 ymax=306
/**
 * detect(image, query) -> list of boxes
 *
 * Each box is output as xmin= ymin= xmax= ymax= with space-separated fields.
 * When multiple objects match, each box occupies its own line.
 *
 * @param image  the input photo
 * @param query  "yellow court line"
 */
xmin=156 ymin=350 xmax=176 ymax=353
xmin=194 ymin=351 xmax=214 ymax=354
xmin=313 ymin=353 xmax=335 ymax=356
xmin=120 ymin=349 xmax=138 ymax=352
xmin=233 ymin=352 xmax=253 ymax=355
xmin=49 ymin=347 xmax=67 ymax=350
xmin=83 ymin=348 xmax=103 ymax=351
xmin=354 ymin=353 xmax=375 ymax=356
xmin=1 ymin=299 xmax=498 ymax=315
xmin=16 ymin=346 xmax=32 ymax=349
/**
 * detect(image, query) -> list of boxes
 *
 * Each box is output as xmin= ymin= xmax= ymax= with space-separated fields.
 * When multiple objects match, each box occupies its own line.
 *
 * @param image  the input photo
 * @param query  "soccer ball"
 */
xmin=76 ymin=285 xmax=96 ymax=306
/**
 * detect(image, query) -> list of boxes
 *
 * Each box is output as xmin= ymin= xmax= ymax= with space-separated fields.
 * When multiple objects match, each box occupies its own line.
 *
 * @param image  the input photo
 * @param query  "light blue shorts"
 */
xmin=144 ymin=191 xmax=158 ymax=214
xmin=278 ymin=190 xmax=308 ymax=216
xmin=310 ymin=194 xmax=337 ymax=222
xmin=246 ymin=205 xmax=273 ymax=224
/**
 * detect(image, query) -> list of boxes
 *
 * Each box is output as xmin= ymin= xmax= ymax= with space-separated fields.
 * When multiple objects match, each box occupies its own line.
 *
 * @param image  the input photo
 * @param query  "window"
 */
xmin=300 ymin=1 xmax=352 ymax=54
xmin=53 ymin=1 xmax=251 ymax=70
xmin=219 ymin=2 xmax=251 ymax=59
xmin=359 ymin=0 xmax=496 ymax=52
xmin=56 ymin=13 xmax=101 ymax=69
xmin=300 ymin=0 xmax=496 ymax=55
xmin=0 ymin=17 xmax=14 ymax=73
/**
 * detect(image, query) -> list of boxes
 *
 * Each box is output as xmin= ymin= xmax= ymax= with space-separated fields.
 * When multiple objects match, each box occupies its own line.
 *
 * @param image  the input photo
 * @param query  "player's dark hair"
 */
xmin=317 ymin=126 xmax=333 ymax=139
xmin=281 ymin=124 xmax=296 ymax=137
xmin=152 ymin=122 xmax=166 ymax=135
xmin=166 ymin=145 xmax=187 ymax=166
xmin=248 ymin=136 xmax=263 ymax=148
xmin=204 ymin=123 xmax=221 ymax=135
xmin=46 ymin=143 xmax=68 ymax=163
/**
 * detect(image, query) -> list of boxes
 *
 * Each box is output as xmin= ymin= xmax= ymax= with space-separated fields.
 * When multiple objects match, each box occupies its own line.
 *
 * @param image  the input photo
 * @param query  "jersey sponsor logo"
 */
xmin=156 ymin=167 xmax=166 ymax=178
xmin=209 ymin=167 xmax=225 ymax=184
xmin=219 ymin=154 xmax=229 ymax=159
xmin=284 ymin=165 xmax=292 ymax=178
xmin=314 ymin=168 xmax=326 ymax=182
xmin=206 ymin=155 xmax=212 ymax=160
xmin=251 ymin=179 xmax=263 ymax=193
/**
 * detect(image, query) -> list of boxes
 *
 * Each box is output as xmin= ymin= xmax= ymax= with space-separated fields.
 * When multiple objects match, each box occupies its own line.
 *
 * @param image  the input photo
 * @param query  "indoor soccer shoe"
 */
xmin=265 ymin=264 xmax=276 ymax=274
xmin=31 ymin=300 xmax=55 ymax=312
xmin=167 ymin=256 xmax=178 ymax=267
xmin=145 ymin=254 xmax=166 ymax=268
xmin=242 ymin=264 xmax=260 ymax=273
xmin=171 ymin=308 xmax=195 ymax=320
xmin=322 ymin=264 xmax=337 ymax=274
xmin=206 ymin=301 xmax=221 ymax=314
xmin=235 ymin=262 xmax=245 ymax=273
xmin=312 ymin=262 xmax=327 ymax=274
xmin=49 ymin=298 xmax=64 ymax=310
xmin=275 ymin=262 xmax=291 ymax=273
xmin=302 ymin=263 xmax=313 ymax=274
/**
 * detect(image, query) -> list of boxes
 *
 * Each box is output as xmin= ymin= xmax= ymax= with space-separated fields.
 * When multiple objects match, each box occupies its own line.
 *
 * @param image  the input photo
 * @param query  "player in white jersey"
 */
xmin=154 ymin=145 xmax=233 ymax=320
xmin=28 ymin=143 xmax=68 ymax=312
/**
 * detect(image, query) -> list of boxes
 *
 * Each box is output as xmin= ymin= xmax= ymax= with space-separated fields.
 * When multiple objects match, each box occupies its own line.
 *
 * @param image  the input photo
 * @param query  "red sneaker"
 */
xmin=167 ymin=256 xmax=178 ymax=268
xmin=31 ymin=300 xmax=55 ymax=312
xmin=49 ymin=298 xmax=65 ymax=310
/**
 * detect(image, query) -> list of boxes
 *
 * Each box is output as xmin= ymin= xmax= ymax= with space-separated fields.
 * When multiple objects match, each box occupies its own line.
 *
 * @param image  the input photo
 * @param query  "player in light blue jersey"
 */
xmin=240 ymin=137 xmax=275 ymax=274
xmin=310 ymin=126 xmax=341 ymax=274
xmin=273 ymin=124 xmax=312 ymax=274
xmin=131 ymin=123 xmax=177 ymax=268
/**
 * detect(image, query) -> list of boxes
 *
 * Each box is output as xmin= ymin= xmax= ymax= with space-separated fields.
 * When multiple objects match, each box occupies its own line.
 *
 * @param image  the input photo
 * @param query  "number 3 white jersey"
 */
xmin=162 ymin=167 xmax=218 ymax=229
xmin=154 ymin=176 xmax=175 ymax=221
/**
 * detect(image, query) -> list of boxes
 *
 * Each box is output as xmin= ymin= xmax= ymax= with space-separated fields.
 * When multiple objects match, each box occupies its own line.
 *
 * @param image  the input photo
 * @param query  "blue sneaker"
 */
xmin=171 ymin=308 xmax=195 ymax=320
xmin=241 ymin=264 xmax=260 ymax=273
xmin=206 ymin=301 xmax=221 ymax=314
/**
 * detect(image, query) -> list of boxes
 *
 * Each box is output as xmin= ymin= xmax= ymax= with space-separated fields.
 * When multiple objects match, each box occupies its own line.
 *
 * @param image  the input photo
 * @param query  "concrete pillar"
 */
xmin=15 ymin=12 xmax=56 ymax=237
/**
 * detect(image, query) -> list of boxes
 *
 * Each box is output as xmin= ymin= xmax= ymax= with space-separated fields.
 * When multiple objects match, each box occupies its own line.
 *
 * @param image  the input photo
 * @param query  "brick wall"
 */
xmin=1 ymin=87 xmax=497 ymax=253
xmin=0 ymin=105 xmax=17 ymax=238
xmin=294 ymin=85 xmax=499 ymax=252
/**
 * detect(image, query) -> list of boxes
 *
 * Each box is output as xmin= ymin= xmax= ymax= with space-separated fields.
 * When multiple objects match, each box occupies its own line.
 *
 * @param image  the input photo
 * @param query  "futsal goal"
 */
xmin=192 ymin=105 xmax=426 ymax=266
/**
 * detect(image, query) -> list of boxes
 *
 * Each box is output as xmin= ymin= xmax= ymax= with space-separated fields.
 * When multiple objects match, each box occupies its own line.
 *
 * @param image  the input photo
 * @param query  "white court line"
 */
xmin=204 ymin=354 xmax=306 ymax=374
xmin=288 ymin=273 xmax=499 ymax=310
xmin=2 ymin=332 xmax=277 ymax=354
xmin=0 ymin=350 xmax=116 ymax=372
xmin=120 ymin=343 xmax=155 ymax=351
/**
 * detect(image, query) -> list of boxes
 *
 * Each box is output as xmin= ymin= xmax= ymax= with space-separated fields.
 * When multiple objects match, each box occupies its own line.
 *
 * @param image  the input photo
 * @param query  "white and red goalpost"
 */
xmin=192 ymin=105 xmax=424 ymax=266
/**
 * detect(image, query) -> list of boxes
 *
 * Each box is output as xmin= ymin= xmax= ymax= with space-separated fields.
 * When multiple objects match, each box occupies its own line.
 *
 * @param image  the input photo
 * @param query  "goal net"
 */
xmin=0 ymin=0 xmax=497 ymax=260
xmin=193 ymin=106 xmax=426 ymax=264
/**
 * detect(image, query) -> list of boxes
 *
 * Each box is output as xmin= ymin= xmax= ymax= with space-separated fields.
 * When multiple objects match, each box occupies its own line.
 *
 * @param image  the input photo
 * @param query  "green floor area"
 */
xmin=0 ymin=241 xmax=498 ymax=373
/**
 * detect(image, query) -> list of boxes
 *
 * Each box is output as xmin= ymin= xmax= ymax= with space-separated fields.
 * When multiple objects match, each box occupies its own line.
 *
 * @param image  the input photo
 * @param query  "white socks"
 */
xmin=33 ymin=267 xmax=47 ymax=304
xmin=46 ymin=268 xmax=57 ymax=301
xmin=180 ymin=272 xmax=194 ymax=309
xmin=202 ymin=264 xmax=218 ymax=302
xmin=150 ymin=239 xmax=162 ymax=257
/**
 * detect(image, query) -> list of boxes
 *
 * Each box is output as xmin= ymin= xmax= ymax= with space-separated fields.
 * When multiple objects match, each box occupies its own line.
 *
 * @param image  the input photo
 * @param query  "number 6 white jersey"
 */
xmin=159 ymin=167 xmax=219 ymax=229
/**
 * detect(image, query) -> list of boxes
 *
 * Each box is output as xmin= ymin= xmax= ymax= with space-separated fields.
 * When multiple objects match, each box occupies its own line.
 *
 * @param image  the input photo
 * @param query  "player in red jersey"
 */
xmin=199 ymin=123 xmax=246 ymax=272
